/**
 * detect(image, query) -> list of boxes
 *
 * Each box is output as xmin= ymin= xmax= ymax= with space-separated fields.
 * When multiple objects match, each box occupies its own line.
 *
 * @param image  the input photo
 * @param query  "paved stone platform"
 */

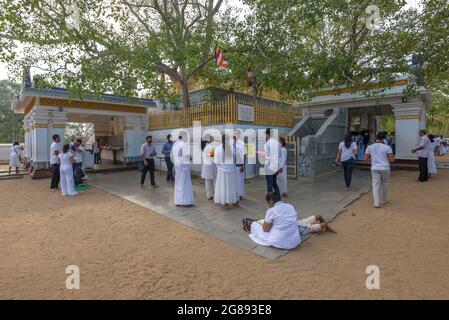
xmin=87 ymin=169 xmax=371 ymax=260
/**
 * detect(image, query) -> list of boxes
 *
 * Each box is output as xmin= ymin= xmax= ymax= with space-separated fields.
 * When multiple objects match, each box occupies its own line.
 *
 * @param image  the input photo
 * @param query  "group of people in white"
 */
xmin=161 ymin=128 xmax=289 ymax=209
xmin=49 ymin=134 xmax=85 ymax=197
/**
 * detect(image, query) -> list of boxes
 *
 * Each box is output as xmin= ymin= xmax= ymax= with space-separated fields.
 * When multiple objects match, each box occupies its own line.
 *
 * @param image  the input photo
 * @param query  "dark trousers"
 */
xmin=94 ymin=152 xmax=101 ymax=164
xmin=165 ymin=156 xmax=175 ymax=182
xmin=50 ymin=163 xmax=60 ymax=189
xmin=141 ymin=159 xmax=156 ymax=186
xmin=418 ymin=157 xmax=428 ymax=182
xmin=342 ymin=159 xmax=354 ymax=188
xmin=74 ymin=162 xmax=83 ymax=185
xmin=265 ymin=173 xmax=280 ymax=194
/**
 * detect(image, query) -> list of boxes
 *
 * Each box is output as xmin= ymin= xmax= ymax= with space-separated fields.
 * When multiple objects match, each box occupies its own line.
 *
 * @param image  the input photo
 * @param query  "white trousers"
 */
xmin=60 ymin=165 xmax=77 ymax=196
xmin=278 ymin=170 xmax=288 ymax=194
xmin=205 ymin=179 xmax=215 ymax=199
xmin=371 ymin=170 xmax=390 ymax=207
xmin=235 ymin=167 xmax=245 ymax=197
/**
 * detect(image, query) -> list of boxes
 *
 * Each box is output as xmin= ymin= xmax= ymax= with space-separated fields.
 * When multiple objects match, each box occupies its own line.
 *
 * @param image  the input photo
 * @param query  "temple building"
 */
xmin=11 ymin=73 xmax=431 ymax=179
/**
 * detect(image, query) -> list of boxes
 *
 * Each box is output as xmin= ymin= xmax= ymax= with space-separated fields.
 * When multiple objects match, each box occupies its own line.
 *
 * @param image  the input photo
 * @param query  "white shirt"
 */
xmin=58 ymin=152 xmax=73 ymax=167
xmin=202 ymin=143 xmax=215 ymax=166
xmin=232 ymin=139 xmax=246 ymax=165
xmin=264 ymin=138 xmax=281 ymax=173
xmin=50 ymin=142 xmax=61 ymax=165
xmin=280 ymin=147 xmax=287 ymax=170
xmin=171 ymin=139 xmax=191 ymax=166
xmin=74 ymin=145 xmax=84 ymax=163
xmin=261 ymin=201 xmax=301 ymax=250
xmin=338 ymin=142 xmax=357 ymax=162
xmin=10 ymin=145 xmax=21 ymax=158
xmin=365 ymin=143 xmax=393 ymax=171
xmin=214 ymin=144 xmax=235 ymax=173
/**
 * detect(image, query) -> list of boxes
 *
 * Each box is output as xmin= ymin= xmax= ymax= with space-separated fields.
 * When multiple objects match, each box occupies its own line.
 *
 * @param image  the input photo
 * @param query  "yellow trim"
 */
xmin=40 ymin=98 xmax=147 ymax=114
xmin=311 ymin=80 xmax=409 ymax=97
xmin=123 ymin=126 xmax=135 ymax=130
xmin=24 ymin=98 xmax=36 ymax=116
xmin=53 ymin=124 xmax=66 ymax=129
xmin=32 ymin=124 xmax=48 ymax=129
xmin=395 ymin=115 xmax=420 ymax=120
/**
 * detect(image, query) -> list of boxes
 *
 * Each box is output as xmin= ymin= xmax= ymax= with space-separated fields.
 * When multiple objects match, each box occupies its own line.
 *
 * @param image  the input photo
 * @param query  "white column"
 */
xmin=48 ymin=110 xmax=68 ymax=145
xmin=392 ymin=102 xmax=425 ymax=160
xmin=23 ymin=116 xmax=32 ymax=162
xmin=123 ymin=116 xmax=142 ymax=163
xmin=30 ymin=109 xmax=51 ymax=169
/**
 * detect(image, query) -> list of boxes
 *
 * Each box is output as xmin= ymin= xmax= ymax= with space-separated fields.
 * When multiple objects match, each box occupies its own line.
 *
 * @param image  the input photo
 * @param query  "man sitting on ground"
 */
xmin=297 ymin=214 xmax=337 ymax=236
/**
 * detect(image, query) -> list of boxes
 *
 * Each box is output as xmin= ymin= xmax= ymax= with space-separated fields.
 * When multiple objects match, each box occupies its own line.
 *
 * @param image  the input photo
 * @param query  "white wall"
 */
xmin=0 ymin=143 xmax=24 ymax=164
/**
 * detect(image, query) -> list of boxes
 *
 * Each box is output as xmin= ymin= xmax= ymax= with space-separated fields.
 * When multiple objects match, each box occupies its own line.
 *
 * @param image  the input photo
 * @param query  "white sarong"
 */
xmin=174 ymin=164 xmax=194 ymax=205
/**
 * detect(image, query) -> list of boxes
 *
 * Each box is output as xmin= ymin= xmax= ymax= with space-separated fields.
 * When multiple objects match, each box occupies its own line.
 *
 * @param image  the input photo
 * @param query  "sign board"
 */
xmin=238 ymin=104 xmax=255 ymax=122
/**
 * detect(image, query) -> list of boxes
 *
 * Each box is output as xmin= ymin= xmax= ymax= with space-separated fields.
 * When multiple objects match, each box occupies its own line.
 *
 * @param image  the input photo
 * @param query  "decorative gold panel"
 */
xmin=40 ymin=98 xmax=147 ymax=114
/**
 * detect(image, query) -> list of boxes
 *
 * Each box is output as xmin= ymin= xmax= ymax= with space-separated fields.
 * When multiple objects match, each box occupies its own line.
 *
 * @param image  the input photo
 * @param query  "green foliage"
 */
xmin=0 ymin=80 xmax=23 ymax=143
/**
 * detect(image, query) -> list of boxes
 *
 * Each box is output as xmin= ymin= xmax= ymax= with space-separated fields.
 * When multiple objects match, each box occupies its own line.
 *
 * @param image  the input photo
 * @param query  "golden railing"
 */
xmin=148 ymin=94 xmax=302 ymax=130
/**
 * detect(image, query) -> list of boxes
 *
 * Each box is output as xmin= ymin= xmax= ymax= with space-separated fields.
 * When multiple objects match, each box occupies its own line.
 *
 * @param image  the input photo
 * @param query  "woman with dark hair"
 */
xmin=58 ymin=144 xmax=77 ymax=196
xmin=8 ymin=142 xmax=23 ymax=175
xmin=335 ymin=134 xmax=358 ymax=191
xmin=213 ymin=134 xmax=239 ymax=209
xmin=278 ymin=137 xmax=288 ymax=197
xmin=427 ymin=134 xmax=437 ymax=178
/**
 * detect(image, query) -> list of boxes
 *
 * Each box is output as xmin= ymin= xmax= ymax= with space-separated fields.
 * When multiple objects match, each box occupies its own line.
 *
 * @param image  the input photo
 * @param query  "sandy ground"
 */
xmin=0 ymin=163 xmax=449 ymax=299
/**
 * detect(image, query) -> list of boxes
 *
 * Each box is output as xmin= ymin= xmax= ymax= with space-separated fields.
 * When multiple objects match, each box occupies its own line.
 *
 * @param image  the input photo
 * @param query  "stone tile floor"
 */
xmin=87 ymin=169 xmax=371 ymax=260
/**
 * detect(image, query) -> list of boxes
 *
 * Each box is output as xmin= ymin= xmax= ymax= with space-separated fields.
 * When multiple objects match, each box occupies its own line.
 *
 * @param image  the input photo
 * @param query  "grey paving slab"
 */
xmin=87 ymin=168 xmax=371 ymax=259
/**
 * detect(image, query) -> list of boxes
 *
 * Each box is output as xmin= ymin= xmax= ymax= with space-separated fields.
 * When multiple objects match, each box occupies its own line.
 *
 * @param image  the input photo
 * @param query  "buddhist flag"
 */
xmin=214 ymin=47 xmax=228 ymax=69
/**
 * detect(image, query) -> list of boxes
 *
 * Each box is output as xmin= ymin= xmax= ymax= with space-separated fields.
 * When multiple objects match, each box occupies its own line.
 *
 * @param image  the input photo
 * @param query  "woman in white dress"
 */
xmin=8 ymin=142 xmax=23 ymax=174
xmin=428 ymin=135 xmax=438 ymax=178
xmin=214 ymin=134 xmax=239 ymax=209
xmin=58 ymin=144 xmax=78 ymax=196
xmin=201 ymin=135 xmax=217 ymax=200
xmin=278 ymin=137 xmax=288 ymax=197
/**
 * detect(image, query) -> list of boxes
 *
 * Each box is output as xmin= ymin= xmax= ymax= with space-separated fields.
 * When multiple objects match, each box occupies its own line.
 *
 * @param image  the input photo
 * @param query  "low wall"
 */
xmin=148 ymin=124 xmax=291 ymax=178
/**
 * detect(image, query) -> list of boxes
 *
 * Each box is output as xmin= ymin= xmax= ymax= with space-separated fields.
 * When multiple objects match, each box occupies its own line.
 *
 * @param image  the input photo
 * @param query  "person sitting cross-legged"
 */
xmin=243 ymin=192 xmax=301 ymax=250
xmin=243 ymin=193 xmax=337 ymax=250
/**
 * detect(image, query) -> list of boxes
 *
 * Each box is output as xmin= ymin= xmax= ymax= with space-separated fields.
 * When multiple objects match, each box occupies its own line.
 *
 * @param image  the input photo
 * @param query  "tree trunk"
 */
xmin=180 ymin=80 xmax=191 ymax=109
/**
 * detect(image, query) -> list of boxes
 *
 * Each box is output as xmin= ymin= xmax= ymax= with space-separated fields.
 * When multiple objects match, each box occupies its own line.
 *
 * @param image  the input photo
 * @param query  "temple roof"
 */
xmin=11 ymin=83 xmax=157 ymax=114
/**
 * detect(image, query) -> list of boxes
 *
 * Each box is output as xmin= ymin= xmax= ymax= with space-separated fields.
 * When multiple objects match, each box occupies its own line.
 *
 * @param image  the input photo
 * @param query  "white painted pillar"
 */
xmin=30 ymin=109 xmax=51 ymax=169
xmin=23 ymin=116 xmax=32 ymax=162
xmin=392 ymin=102 xmax=425 ymax=160
xmin=48 ymin=110 xmax=68 ymax=145
xmin=123 ymin=115 xmax=143 ymax=163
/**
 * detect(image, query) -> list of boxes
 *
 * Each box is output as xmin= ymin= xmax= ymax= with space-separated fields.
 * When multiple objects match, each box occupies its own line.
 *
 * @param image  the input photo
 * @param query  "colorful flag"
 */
xmin=214 ymin=47 xmax=228 ymax=69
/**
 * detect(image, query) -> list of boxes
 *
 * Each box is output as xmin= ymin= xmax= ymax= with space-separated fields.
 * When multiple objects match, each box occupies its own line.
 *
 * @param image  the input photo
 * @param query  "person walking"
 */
xmin=335 ymin=134 xmax=357 ymax=191
xmin=162 ymin=134 xmax=175 ymax=183
xmin=8 ymin=142 xmax=23 ymax=175
xmin=411 ymin=129 xmax=431 ymax=182
xmin=50 ymin=134 xmax=61 ymax=190
xmin=365 ymin=132 xmax=395 ymax=208
xmin=233 ymin=130 xmax=246 ymax=200
xmin=58 ymin=144 xmax=78 ymax=197
xmin=140 ymin=135 xmax=159 ymax=188
xmin=93 ymin=139 xmax=102 ymax=164
xmin=171 ymin=133 xmax=194 ymax=207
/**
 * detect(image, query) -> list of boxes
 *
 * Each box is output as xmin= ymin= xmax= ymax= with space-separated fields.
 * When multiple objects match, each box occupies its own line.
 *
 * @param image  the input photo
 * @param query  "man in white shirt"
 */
xmin=171 ymin=133 xmax=194 ymax=207
xmin=365 ymin=132 xmax=395 ymax=208
xmin=50 ymin=134 xmax=62 ymax=191
xmin=263 ymin=128 xmax=281 ymax=195
xmin=411 ymin=129 xmax=431 ymax=182
xmin=233 ymin=130 xmax=246 ymax=199
xmin=74 ymin=139 xmax=84 ymax=185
